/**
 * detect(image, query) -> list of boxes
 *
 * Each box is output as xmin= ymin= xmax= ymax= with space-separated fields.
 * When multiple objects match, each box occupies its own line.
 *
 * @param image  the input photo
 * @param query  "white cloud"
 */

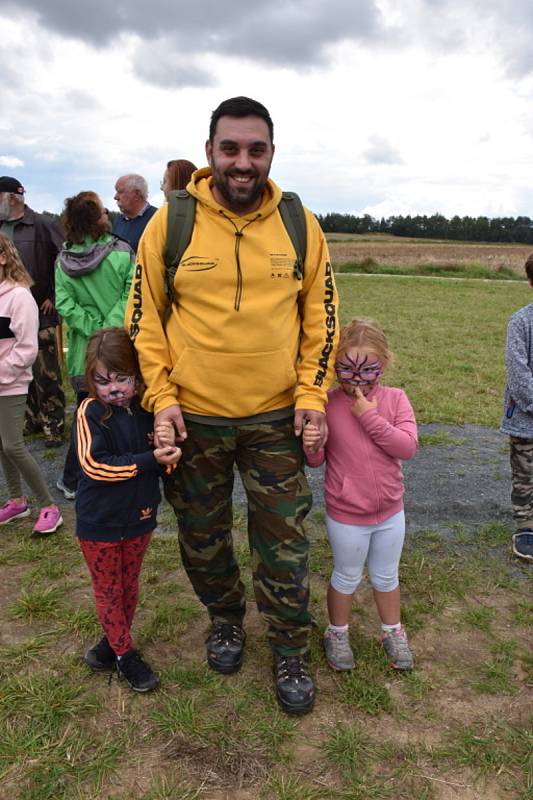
xmin=0 ymin=155 xmax=24 ymax=168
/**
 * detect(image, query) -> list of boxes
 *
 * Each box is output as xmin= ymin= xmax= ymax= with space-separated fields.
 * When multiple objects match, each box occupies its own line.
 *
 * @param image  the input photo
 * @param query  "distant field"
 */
xmin=327 ymin=233 xmax=532 ymax=276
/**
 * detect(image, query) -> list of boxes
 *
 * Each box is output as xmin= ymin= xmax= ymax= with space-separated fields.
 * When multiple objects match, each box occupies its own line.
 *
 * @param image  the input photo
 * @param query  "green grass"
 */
xmin=434 ymin=718 xmax=532 ymax=793
xmin=461 ymin=605 xmax=495 ymax=632
xmin=10 ymin=586 xmax=64 ymax=621
xmin=0 ymin=512 xmax=529 ymax=798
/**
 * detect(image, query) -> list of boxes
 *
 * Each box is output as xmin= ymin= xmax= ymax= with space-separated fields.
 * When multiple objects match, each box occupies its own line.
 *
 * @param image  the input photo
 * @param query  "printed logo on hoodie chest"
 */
xmin=270 ymin=252 xmax=296 ymax=279
xmin=179 ymin=256 xmax=219 ymax=271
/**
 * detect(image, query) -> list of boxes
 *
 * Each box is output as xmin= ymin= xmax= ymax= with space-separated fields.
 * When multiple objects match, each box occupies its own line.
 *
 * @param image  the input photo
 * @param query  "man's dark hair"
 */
xmin=525 ymin=253 xmax=533 ymax=282
xmin=209 ymin=96 xmax=274 ymax=143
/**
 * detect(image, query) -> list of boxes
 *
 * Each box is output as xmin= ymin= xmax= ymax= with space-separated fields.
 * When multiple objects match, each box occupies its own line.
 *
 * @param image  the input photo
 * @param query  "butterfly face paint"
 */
xmin=93 ymin=368 xmax=137 ymax=407
xmin=335 ymin=351 xmax=383 ymax=391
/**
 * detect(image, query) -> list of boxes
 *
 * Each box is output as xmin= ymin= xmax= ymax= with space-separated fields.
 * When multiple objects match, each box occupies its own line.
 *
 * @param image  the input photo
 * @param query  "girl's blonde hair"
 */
xmin=337 ymin=318 xmax=394 ymax=369
xmin=0 ymin=233 xmax=33 ymax=288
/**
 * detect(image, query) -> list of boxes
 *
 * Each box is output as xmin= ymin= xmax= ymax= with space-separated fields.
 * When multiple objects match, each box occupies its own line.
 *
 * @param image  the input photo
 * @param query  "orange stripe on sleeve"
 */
xmin=77 ymin=398 xmax=139 ymax=482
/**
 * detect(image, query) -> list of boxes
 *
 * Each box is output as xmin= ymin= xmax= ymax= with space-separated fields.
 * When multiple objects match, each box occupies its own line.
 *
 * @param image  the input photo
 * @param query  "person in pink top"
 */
xmin=303 ymin=318 xmax=417 ymax=672
xmin=0 ymin=233 xmax=62 ymax=534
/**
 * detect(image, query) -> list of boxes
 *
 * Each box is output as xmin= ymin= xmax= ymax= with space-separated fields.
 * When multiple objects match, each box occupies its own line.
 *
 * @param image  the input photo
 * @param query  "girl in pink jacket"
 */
xmin=0 ymin=234 xmax=62 ymax=534
xmin=303 ymin=319 xmax=417 ymax=672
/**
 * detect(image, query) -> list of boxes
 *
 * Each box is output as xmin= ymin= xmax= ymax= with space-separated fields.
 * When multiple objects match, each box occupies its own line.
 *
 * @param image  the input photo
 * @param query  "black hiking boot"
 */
xmin=206 ymin=623 xmax=246 ymax=674
xmin=273 ymin=655 xmax=315 ymax=715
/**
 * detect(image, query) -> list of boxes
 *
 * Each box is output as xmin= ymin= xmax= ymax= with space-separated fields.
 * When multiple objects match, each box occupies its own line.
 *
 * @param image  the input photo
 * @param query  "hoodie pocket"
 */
xmin=169 ymin=347 xmax=297 ymax=417
xmin=337 ymin=474 xmax=378 ymax=517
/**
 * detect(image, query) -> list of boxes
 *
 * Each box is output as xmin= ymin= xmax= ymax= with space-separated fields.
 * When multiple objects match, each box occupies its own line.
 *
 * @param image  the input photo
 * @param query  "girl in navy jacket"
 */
xmin=75 ymin=327 xmax=181 ymax=691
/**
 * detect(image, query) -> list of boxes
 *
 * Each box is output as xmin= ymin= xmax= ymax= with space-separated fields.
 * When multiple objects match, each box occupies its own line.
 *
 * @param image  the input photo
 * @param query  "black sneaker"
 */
xmin=512 ymin=531 xmax=533 ymax=562
xmin=273 ymin=655 xmax=315 ymax=715
xmin=117 ymin=649 xmax=160 ymax=692
xmin=206 ymin=623 xmax=246 ymax=674
xmin=84 ymin=636 xmax=116 ymax=671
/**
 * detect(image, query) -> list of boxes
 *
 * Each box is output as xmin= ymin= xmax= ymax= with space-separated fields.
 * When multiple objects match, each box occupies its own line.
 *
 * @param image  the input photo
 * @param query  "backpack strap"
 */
xmin=163 ymin=189 xmax=196 ymax=302
xmin=279 ymin=191 xmax=307 ymax=280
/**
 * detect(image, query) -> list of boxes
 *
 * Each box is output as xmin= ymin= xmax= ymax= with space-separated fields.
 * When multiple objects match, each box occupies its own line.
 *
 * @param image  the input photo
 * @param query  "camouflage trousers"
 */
xmin=509 ymin=436 xmax=533 ymax=529
xmin=25 ymin=326 xmax=65 ymax=440
xmin=164 ymin=417 xmax=313 ymax=656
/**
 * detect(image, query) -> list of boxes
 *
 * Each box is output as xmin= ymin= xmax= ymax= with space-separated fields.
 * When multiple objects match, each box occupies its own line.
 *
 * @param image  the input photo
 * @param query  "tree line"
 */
xmin=316 ymin=212 xmax=533 ymax=244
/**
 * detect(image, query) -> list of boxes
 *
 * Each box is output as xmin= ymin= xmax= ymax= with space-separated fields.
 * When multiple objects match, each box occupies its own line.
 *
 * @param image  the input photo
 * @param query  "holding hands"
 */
xmin=154 ymin=404 xmax=188 ymax=446
xmin=154 ymin=445 xmax=182 ymax=466
xmin=154 ymin=418 xmax=182 ymax=466
xmin=350 ymin=386 xmax=378 ymax=417
xmin=155 ymin=420 xmax=176 ymax=447
xmin=302 ymin=422 xmax=322 ymax=452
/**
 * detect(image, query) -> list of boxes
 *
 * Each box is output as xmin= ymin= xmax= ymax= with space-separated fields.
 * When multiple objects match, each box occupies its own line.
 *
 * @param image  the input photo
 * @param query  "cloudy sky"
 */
xmin=1 ymin=0 xmax=532 ymax=220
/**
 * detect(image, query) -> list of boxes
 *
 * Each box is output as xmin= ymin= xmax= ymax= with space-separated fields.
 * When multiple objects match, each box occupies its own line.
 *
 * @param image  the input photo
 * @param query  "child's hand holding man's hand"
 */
xmin=155 ymin=420 xmax=176 ymax=447
xmin=302 ymin=422 xmax=322 ymax=452
xmin=154 ymin=446 xmax=182 ymax=466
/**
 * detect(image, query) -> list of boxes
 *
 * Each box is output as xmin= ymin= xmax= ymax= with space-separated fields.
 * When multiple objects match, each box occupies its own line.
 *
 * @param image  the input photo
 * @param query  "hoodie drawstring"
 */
xmin=219 ymin=211 xmax=260 ymax=311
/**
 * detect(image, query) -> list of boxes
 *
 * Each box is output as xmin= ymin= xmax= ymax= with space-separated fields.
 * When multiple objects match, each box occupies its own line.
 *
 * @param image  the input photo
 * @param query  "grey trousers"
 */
xmin=0 ymin=394 xmax=53 ymax=506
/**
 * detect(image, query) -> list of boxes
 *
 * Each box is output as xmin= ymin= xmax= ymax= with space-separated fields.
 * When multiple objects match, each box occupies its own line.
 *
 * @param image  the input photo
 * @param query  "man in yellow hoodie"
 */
xmin=127 ymin=96 xmax=338 ymax=714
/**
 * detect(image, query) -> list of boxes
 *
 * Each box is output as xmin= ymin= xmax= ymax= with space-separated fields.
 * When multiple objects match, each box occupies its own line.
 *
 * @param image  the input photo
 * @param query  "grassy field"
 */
xmin=0 ymin=244 xmax=532 ymax=800
xmin=336 ymin=272 xmax=529 ymax=427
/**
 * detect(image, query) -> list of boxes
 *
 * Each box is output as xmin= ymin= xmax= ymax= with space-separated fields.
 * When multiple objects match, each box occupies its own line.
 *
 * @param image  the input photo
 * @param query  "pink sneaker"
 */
xmin=0 ymin=499 xmax=30 ymax=525
xmin=32 ymin=505 xmax=63 ymax=535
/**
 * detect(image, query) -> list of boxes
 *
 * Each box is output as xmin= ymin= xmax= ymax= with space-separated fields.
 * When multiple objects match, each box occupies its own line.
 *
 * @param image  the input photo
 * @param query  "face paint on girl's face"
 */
xmin=335 ymin=350 xmax=383 ymax=395
xmin=93 ymin=365 xmax=137 ymax=407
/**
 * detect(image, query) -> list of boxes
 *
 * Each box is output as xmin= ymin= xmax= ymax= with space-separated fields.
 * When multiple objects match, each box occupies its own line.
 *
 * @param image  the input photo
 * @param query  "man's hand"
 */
xmin=154 ymin=404 xmax=187 ymax=446
xmin=40 ymin=298 xmax=55 ymax=314
xmin=350 ymin=387 xmax=378 ymax=418
xmin=294 ymin=408 xmax=327 ymax=449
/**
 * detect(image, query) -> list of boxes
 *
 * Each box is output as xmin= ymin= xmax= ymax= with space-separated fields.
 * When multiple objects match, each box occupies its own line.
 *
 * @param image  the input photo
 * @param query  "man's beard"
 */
xmin=211 ymin=159 xmax=272 ymax=213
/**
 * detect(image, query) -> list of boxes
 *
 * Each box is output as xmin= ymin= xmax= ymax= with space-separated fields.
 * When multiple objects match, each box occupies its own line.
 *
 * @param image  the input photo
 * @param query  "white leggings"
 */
xmin=326 ymin=510 xmax=405 ymax=594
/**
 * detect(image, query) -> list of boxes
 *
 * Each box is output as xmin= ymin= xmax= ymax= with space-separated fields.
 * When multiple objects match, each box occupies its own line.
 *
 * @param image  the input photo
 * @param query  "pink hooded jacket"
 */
xmin=304 ymin=385 xmax=418 ymax=525
xmin=0 ymin=280 xmax=39 ymax=396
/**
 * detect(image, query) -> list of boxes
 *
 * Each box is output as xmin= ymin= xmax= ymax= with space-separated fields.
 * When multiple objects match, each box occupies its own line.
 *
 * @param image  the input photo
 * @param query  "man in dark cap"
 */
xmin=0 ymin=177 xmax=66 ymax=447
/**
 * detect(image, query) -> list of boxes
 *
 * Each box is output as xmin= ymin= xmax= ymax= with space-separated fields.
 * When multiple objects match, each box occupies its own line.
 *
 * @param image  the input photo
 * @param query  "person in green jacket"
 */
xmin=55 ymin=191 xmax=134 ymax=498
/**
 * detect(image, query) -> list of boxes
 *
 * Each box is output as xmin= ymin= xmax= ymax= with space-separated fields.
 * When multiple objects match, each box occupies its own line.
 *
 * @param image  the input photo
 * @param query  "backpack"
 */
xmin=163 ymin=189 xmax=307 ymax=303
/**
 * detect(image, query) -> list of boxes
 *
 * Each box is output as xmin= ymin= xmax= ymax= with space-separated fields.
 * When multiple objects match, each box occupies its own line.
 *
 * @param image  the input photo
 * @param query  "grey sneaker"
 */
xmin=56 ymin=478 xmax=76 ymax=501
xmin=323 ymin=628 xmax=355 ymax=671
xmin=381 ymin=627 xmax=413 ymax=670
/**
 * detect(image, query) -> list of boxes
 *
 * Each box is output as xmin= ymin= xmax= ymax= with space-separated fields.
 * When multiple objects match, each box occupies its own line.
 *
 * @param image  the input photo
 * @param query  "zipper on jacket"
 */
xmin=219 ymin=210 xmax=260 ymax=311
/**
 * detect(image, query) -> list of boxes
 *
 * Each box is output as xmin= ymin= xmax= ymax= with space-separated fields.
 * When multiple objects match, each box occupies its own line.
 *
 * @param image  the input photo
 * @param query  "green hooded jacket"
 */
xmin=55 ymin=234 xmax=134 ymax=378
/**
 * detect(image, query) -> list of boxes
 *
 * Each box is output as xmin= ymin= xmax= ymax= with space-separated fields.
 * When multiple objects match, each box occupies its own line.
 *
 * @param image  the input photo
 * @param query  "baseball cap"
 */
xmin=0 ymin=176 xmax=25 ymax=194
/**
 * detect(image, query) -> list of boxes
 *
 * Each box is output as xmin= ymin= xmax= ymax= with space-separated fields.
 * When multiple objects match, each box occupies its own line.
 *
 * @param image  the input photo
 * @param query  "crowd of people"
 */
xmin=0 ymin=96 xmax=530 ymax=714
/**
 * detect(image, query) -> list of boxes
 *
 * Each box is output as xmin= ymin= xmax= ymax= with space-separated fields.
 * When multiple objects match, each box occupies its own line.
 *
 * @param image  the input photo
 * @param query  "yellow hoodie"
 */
xmin=127 ymin=168 xmax=338 ymax=419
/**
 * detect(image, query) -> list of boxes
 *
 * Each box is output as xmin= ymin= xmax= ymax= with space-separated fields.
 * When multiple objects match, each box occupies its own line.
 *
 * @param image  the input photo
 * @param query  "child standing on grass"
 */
xmin=500 ymin=254 xmax=533 ymax=563
xmin=303 ymin=319 xmax=418 ymax=672
xmin=0 ymin=233 xmax=62 ymax=535
xmin=76 ymin=327 xmax=181 ymax=692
